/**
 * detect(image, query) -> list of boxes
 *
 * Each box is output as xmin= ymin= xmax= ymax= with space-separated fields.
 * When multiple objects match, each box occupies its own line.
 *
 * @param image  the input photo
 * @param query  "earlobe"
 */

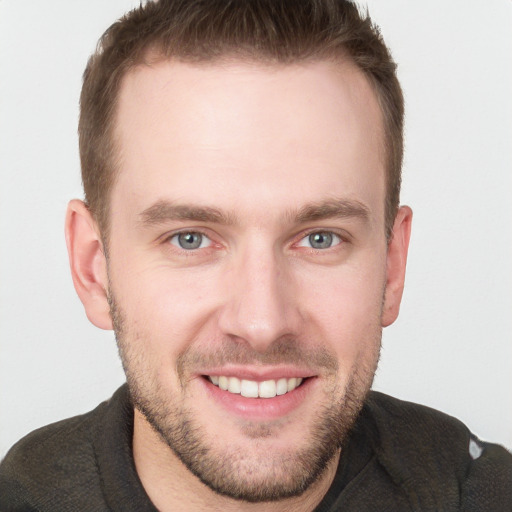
xmin=65 ymin=199 xmax=113 ymax=330
xmin=381 ymin=206 xmax=413 ymax=327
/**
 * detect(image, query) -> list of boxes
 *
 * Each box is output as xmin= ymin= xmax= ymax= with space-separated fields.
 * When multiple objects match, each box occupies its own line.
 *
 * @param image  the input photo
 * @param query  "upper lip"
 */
xmin=199 ymin=365 xmax=316 ymax=381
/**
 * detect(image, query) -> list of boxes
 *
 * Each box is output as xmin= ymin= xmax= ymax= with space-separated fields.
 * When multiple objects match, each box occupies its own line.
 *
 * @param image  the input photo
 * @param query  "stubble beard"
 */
xmin=109 ymin=293 xmax=381 ymax=503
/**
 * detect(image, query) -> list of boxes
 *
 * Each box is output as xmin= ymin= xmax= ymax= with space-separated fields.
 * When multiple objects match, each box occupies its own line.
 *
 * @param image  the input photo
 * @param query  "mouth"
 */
xmin=206 ymin=375 xmax=305 ymax=398
xmin=200 ymin=372 xmax=315 ymax=420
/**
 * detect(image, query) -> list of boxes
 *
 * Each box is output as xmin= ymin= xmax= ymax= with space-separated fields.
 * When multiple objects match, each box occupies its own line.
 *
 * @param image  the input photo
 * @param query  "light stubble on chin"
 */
xmin=108 ymin=291 xmax=380 ymax=502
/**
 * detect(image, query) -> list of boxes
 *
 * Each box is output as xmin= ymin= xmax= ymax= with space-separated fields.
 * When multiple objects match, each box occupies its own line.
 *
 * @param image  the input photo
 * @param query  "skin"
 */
xmin=66 ymin=58 xmax=412 ymax=511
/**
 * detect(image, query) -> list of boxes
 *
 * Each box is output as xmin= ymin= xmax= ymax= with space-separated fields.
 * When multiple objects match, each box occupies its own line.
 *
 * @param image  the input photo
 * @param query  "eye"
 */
xmin=297 ymin=231 xmax=342 ymax=250
xmin=169 ymin=231 xmax=211 ymax=250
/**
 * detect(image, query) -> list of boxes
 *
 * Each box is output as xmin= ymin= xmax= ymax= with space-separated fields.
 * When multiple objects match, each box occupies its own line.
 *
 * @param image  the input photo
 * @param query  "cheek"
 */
xmin=112 ymin=263 xmax=222 ymax=351
xmin=299 ymin=263 xmax=385 ymax=364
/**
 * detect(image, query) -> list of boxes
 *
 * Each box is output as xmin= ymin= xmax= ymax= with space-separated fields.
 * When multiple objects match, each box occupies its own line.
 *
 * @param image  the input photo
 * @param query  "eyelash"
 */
xmin=165 ymin=230 xmax=215 ymax=252
xmin=295 ymin=230 xmax=344 ymax=250
xmin=163 ymin=228 xmax=347 ymax=253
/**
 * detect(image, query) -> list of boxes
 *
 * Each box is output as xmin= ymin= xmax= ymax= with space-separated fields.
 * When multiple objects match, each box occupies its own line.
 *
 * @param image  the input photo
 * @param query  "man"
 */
xmin=1 ymin=0 xmax=511 ymax=510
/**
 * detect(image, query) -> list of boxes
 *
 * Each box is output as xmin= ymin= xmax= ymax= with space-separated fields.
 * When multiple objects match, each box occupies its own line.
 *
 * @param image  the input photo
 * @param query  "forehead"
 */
xmin=112 ymin=58 xmax=385 ymax=226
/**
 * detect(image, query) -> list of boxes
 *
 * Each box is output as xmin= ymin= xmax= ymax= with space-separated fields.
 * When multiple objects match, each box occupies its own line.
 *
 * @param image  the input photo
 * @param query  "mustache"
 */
xmin=176 ymin=337 xmax=339 ymax=380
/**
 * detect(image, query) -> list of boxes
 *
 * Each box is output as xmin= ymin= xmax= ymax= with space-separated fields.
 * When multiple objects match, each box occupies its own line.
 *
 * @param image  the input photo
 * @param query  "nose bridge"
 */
xmin=218 ymin=237 xmax=298 ymax=351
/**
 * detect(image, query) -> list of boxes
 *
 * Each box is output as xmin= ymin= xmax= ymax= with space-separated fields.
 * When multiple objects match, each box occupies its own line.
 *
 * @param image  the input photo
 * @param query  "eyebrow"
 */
xmin=139 ymin=197 xmax=370 ymax=227
xmin=139 ymin=200 xmax=236 ymax=226
xmin=293 ymin=198 xmax=371 ymax=224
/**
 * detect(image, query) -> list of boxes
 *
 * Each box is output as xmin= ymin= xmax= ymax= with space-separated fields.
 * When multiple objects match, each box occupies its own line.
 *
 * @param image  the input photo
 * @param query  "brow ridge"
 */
xmin=139 ymin=200 xmax=235 ymax=226
xmin=139 ymin=197 xmax=370 ymax=227
xmin=293 ymin=198 xmax=370 ymax=224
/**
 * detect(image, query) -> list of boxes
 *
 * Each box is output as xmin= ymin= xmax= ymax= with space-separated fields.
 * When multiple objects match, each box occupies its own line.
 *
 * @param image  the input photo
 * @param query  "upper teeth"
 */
xmin=209 ymin=376 xmax=303 ymax=398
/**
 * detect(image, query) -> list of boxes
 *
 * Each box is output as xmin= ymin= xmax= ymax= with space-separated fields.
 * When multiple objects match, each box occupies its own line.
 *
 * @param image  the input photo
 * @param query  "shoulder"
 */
xmin=363 ymin=391 xmax=512 ymax=510
xmin=0 ymin=394 xmax=115 ymax=511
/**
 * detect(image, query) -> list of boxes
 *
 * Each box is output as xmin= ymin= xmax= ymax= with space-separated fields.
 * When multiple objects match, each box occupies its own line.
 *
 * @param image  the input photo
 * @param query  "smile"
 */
xmin=207 ymin=375 xmax=304 ymax=398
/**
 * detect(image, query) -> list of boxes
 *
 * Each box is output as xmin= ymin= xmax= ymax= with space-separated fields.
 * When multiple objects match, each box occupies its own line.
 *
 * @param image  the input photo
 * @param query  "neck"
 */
xmin=132 ymin=409 xmax=340 ymax=512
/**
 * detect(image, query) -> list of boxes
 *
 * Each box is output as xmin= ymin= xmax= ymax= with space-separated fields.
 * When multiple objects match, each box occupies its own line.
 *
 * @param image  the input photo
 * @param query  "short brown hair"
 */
xmin=79 ymin=0 xmax=403 ymax=240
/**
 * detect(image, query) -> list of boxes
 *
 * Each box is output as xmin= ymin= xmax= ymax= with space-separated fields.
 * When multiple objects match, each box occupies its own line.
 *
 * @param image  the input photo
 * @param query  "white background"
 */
xmin=1 ymin=1 xmax=511 ymax=458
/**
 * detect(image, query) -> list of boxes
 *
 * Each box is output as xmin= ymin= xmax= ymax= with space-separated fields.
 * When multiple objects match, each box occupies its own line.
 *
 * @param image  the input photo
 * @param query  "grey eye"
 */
xmin=307 ymin=232 xmax=338 ymax=249
xmin=171 ymin=232 xmax=209 ymax=250
xmin=297 ymin=231 xmax=342 ymax=250
xmin=308 ymin=232 xmax=333 ymax=249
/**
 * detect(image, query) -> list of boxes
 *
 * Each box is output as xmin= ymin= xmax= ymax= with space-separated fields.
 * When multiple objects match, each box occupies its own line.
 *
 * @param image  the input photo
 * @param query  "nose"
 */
xmin=217 ymin=243 xmax=301 ymax=353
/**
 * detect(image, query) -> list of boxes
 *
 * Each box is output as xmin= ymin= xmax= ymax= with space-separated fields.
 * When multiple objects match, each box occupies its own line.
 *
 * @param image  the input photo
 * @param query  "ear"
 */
xmin=381 ymin=206 xmax=413 ymax=327
xmin=65 ymin=199 xmax=113 ymax=330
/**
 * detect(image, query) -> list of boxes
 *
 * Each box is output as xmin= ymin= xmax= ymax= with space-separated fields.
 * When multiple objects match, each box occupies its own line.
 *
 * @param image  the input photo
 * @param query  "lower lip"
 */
xmin=201 ymin=377 xmax=315 ymax=420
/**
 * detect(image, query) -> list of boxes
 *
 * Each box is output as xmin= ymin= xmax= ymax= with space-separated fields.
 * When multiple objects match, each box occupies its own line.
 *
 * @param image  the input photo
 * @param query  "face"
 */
xmin=102 ymin=58 xmax=398 ymax=501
